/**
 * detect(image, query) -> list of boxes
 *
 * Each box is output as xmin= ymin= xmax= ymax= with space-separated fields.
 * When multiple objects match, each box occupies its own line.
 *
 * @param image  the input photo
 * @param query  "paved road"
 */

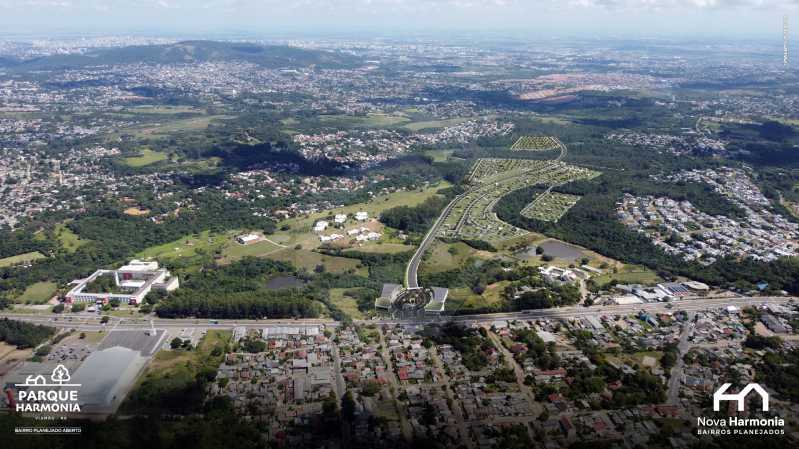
xmin=667 ymin=311 xmax=695 ymax=405
xmin=405 ymin=191 xmax=463 ymax=288
xmin=3 ymin=296 xmax=793 ymax=331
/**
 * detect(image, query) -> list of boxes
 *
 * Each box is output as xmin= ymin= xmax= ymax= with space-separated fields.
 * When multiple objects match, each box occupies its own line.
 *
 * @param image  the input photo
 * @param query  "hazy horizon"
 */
xmin=0 ymin=1 xmax=795 ymax=40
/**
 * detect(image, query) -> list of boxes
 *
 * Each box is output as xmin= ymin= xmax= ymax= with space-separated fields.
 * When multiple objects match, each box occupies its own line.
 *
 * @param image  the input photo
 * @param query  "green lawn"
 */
xmin=137 ymin=230 xmax=229 ymax=261
xmin=122 ymin=148 xmax=169 ymax=167
xmin=329 ymin=288 xmax=365 ymax=320
xmin=55 ymin=223 xmax=87 ymax=253
xmin=318 ymin=113 xmax=410 ymax=128
xmin=219 ymin=239 xmax=284 ymax=263
xmin=268 ymin=248 xmax=367 ymax=276
xmin=403 ymin=117 xmax=472 ymax=131
xmin=345 ymin=243 xmax=414 ymax=255
xmin=0 ymin=251 xmax=46 ymax=268
xmin=594 ymin=267 xmax=662 ymax=286
xmin=15 ymin=281 xmax=58 ymax=304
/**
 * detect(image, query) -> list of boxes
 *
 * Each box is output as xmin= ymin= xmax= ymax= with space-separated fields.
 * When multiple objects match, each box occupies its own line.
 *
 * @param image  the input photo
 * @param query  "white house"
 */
xmin=334 ymin=214 xmax=347 ymax=224
xmin=355 ymin=211 xmax=368 ymax=221
xmin=313 ymin=220 xmax=329 ymax=232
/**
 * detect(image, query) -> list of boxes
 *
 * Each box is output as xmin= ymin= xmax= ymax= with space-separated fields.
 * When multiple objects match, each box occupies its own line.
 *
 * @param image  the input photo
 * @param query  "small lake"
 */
xmin=538 ymin=240 xmax=584 ymax=261
xmin=265 ymin=275 xmax=306 ymax=290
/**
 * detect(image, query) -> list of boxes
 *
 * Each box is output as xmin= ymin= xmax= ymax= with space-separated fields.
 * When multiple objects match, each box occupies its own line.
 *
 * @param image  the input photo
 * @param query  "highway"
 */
xmin=404 ymin=137 xmax=567 ymax=289
xmin=2 ymin=295 xmax=793 ymax=331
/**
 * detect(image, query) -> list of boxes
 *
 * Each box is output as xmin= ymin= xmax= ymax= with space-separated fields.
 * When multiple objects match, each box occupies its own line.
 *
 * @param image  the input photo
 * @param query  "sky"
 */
xmin=0 ymin=0 xmax=796 ymax=39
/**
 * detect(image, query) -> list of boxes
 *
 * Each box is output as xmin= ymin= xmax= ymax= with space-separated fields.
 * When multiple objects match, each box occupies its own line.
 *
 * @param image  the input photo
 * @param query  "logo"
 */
xmin=12 ymin=365 xmax=82 ymax=414
xmin=713 ymin=383 xmax=768 ymax=412
xmin=696 ymin=383 xmax=784 ymax=436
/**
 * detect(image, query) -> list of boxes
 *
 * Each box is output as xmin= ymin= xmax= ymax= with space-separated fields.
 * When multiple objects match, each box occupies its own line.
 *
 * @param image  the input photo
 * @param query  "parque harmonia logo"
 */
xmin=12 ymin=364 xmax=82 ymax=413
xmin=696 ymin=383 xmax=785 ymax=436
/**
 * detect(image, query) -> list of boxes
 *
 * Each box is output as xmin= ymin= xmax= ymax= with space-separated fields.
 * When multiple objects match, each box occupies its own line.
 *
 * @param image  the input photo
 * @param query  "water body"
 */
xmin=537 ymin=239 xmax=584 ymax=261
xmin=265 ymin=275 xmax=306 ymax=290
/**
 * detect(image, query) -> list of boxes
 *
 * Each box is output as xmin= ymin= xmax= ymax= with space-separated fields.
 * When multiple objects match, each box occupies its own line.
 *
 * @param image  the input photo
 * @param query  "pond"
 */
xmin=265 ymin=275 xmax=306 ymax=290
xmin=537 ymin=239 xmax=584 ymax=261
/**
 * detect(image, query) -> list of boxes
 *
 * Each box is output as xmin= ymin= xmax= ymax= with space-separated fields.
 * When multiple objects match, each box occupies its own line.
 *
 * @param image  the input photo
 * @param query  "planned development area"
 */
xmin=439 ymin=154 xmax=599 ymax=244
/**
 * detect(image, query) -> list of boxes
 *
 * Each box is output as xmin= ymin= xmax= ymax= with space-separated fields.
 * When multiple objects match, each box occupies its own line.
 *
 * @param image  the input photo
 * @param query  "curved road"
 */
xmin=404 ymin=137 xmax=568 ymax=289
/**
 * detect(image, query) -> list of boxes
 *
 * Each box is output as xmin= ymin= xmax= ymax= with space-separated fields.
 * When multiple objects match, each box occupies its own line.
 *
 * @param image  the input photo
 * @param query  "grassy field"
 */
xmin=267 ymin=248 xmax=367 ymax=276
xmin=0 ymin=251 xmax=46 ymax=268
xmin=272 ymin=182 xmax=450 ymax=246
xmin=345 ymin=243 xmax=413 ymax=255
xmin=420 ymin=241 xmax=479 ymax=274
xmin=329 ymin=288 xmax=365 ymax=320
xmin=122 ymin=330 xmax=231 ymax=413
xmin=318 ymin=113 xmax=411 ymax=128
xmin=137 ymin=230 xmax=227 ymax=261
xmin=122 ymin=148 xmax=169 ymax=167
xmin=126 ymin=105 xmax=203 ymax=114
xmin=219 ymin=238 xmax=284 ymax=263
xmin=594 ymin=266 xmax=662 ymax=286
xmin=423 ymin=149 xmax=455 ymax=162
xmin=403 ymin=117 xmax=472 ymax=131
xmin=127 ymin=115 xmax=232 ymax=137
xmin=14 ymin=281 xmax=58 ymax=304
xmin=55 ymin=222 xmax=88 ymax=253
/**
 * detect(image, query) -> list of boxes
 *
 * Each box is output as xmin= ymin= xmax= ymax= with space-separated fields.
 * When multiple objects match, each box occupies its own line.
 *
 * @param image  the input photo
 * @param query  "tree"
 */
xmin=52 ymin=304 xmax=65 ymax=313
xmin=170 ymin=337 xmax=183 ymax=349
xmin=100 ymin=315 xmax=110 ymax=324
xmin=341 ymin=391 xmax=356 ymax=421
xmin=71 ymin=303 xmax=86 ymax=312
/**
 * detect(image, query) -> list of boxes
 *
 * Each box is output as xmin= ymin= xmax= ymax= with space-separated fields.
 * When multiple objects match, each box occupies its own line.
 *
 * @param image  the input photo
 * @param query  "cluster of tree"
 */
xmin=155 ymin=258 xmax=321 ymax=319
xmin=0 ymin=230 xmax=54 ymax=259
xmin=743 ymin=335 xmax=783 ymax=350
xmin=512 ymin=328 xmax=560 ymax=370
xmin=421 ymin=323 xmax=492 ymax=371
xmin=0 ymin=318 xmax=55 ymax=349
xmin=757 ymin=348 xmax=799 ymax=403
xmin=379 ymin=195 xmax=450 ymax=233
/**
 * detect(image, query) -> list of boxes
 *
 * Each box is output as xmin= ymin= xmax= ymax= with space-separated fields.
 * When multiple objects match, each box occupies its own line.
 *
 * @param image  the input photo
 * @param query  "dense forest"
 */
xmin=154 ymin=257 xmax=320 ymax=319
xmin=0 ymin=318 xmax=56 ymax=349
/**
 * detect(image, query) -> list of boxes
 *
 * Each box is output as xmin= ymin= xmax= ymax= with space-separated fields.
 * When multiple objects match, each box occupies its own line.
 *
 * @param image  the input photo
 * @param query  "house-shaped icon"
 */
xmin=24 ymin=374 xmax=47 ymax=386
xmin=713 ymin=383 xmax=769 ymax=412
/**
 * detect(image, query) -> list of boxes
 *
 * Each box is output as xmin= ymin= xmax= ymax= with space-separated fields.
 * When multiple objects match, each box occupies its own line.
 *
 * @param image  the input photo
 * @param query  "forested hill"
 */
xmin=2 ymin=40 xmax=362 ymax=70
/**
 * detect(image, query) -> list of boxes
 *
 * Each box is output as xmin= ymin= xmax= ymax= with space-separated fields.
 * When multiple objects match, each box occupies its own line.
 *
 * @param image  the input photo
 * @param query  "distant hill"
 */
xmin=6 ymin=40 xmax=362 ymax=70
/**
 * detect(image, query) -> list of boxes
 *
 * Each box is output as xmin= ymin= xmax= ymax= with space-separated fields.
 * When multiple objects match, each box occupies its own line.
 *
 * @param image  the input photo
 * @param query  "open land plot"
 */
xmin=521 ymin=192 xmax=583 ymax=222
xmin=594 ymin=266 xmax=662 ymax=286
xmin=0 ymin=251 xmax=46 ymax=268
xmin=510 ymin=136 xmax=561 ymax=151
xmin=269 ymin=182 xmax=451 ymax=249
xmin=136 ymin=230 xmax=228 ymax=261
xmin=329 ymin=288 xmax=366 ymax=320
xmin=124 ymin=115 xmax=232 ymax=138
xmin=14 ymin=281 xmax=58 ymax=304
xmin=267 ymin=248 xmax=367 ymax=276
xmin=441 ymin=161 xmax=599 ymax=244
xmin=55 ymin=222 xmax=88 ymax=252
xmin=318 ymin=113 xmax=410 ymax=128
xmin=122 ymin=148 xmax=169 ymax=167
xmin=403 ymin=116 xmax=473 ymax=131
xmin=344 ymin=242 xmax=414 ymax=255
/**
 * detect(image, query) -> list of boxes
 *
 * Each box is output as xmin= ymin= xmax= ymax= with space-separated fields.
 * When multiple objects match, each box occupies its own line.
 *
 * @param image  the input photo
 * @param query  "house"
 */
xmin=313 ymin=220 xmax=329 ymax=232
xmin=355 ymin=211 xmax=368 ymax=221
xmin=334 ymin=214 xmax=347 ymax=224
